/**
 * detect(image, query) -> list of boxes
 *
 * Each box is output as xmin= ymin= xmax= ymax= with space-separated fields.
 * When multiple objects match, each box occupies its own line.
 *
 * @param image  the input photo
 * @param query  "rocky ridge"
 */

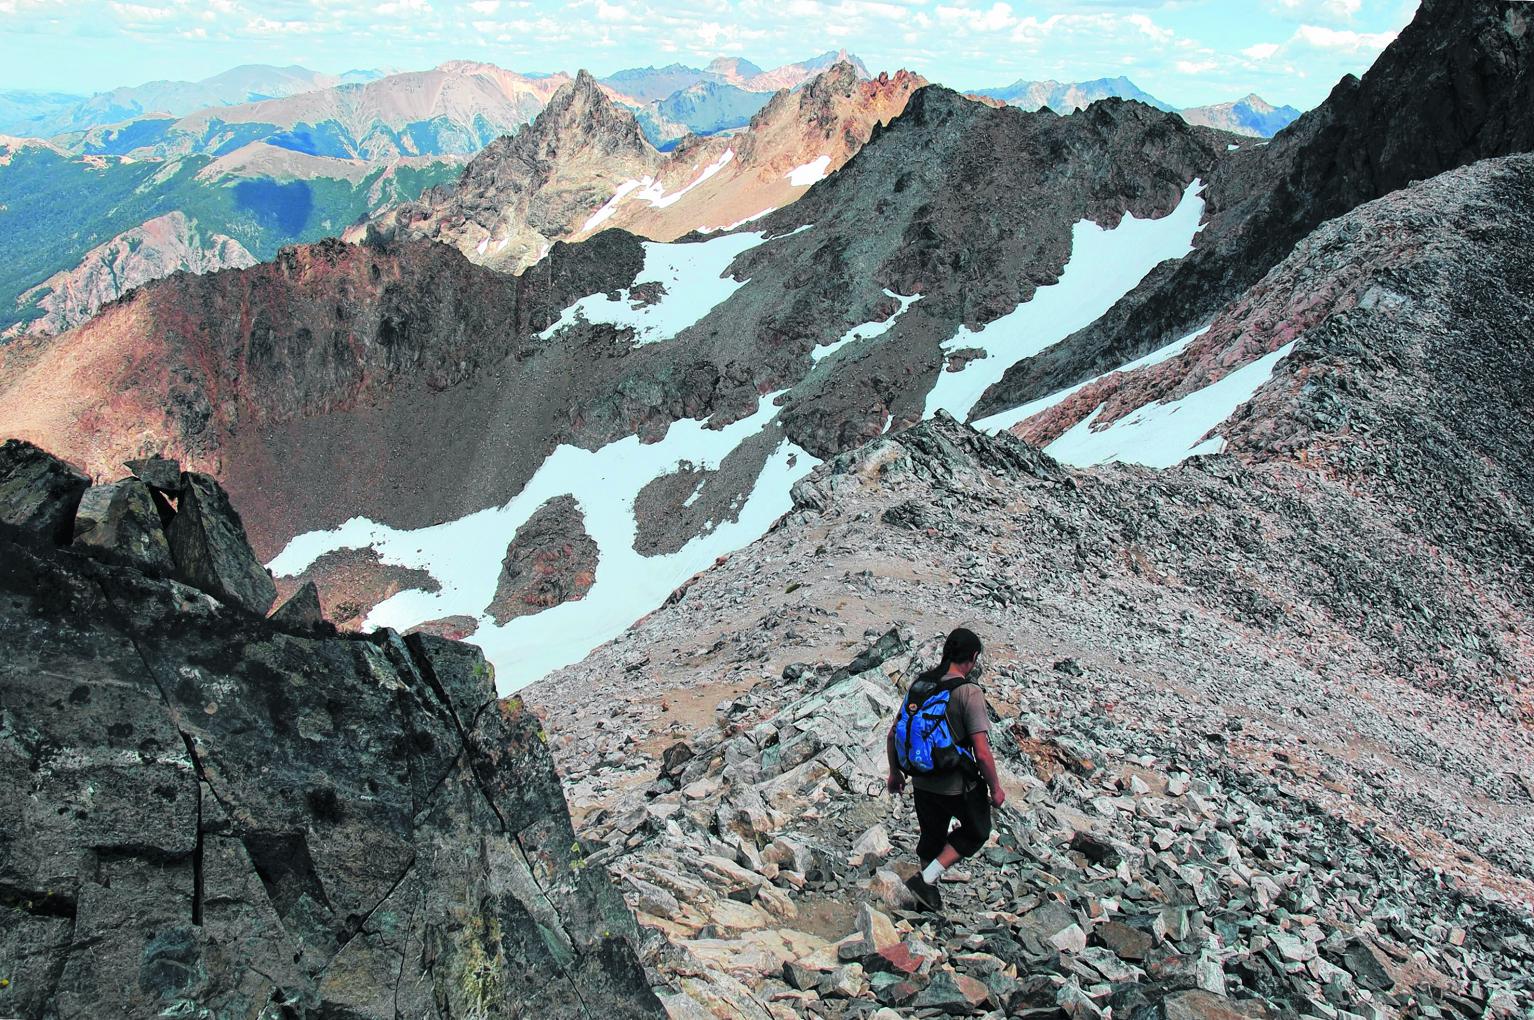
xmin=535 ymin=414 xmax=1534 ymax=1019
xmin=366 ymin=62 xmax=925 ymax=273
xmin=974 ymin=0 xmax=1534 ymax=420
xmin=0 ymin=438 xmax=662 ymax=1018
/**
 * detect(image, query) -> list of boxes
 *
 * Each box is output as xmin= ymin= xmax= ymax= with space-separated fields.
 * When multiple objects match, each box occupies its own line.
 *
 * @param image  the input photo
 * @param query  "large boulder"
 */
xmin=72 ymin=478 xmax=174 ymax=574
xmin=0 ymin=514 xmax=663 ymax=1018
xmin=166 ymin=471 xmax=277 ymax=615
xmin=0 ymin=438 xmax=89 ymax=545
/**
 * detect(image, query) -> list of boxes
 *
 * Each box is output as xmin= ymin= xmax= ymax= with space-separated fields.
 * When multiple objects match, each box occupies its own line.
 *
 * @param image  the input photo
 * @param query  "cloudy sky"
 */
xmin=2 ymin=0 xmax=1416 ymax=109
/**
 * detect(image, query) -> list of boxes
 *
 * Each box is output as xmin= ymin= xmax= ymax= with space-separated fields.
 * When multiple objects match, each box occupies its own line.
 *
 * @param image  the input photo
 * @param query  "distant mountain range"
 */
xmin=0 ymin=51 xmax=1304 ymax=340
xmin=599 ymin=50 xmax=870 ymax=104
xmin=1179 ymin=93 xmax=1305 ymax=137
xmin=0 ymin=65 xmax=387 ymax=138
xmin=0 ymin=137 xmax=460 ymax=337
xmin=976 ymin=75 xmax=1301 ymax=138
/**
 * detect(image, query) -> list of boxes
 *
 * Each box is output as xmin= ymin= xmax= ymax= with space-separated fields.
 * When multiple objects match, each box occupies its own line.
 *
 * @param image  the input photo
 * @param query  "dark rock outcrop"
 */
xmin=166 ymin=471 xmax=278 ymax=616
xmin=71 ymin=477 xmax=175 ymax=573
xmin=0 ymin=449 xmax=664 ymax=1019
xmin=0 ymin=438 xmax=88 ymax=544
xmin=125 ymin=455 xmax=182 ymax=493
xmin=487 ymin=494 xmax=598 ymax=625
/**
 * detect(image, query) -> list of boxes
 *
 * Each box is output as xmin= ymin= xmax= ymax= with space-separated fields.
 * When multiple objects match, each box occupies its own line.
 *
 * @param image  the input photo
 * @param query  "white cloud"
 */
xmin=1267 ymin=0 xmax=1362 ymax=22
xmin=1242 ymin=42 xmax=1282 ymax=60
xmin=468 ymin=0 xmax=499 ymax=11
xmin=1175 ymin=59 xmax=1218 ymax=75
xmin=1292 ymin=23 xmax=1397 ymax=52
xmin=110 ymin=1 xmax=175 ymax=18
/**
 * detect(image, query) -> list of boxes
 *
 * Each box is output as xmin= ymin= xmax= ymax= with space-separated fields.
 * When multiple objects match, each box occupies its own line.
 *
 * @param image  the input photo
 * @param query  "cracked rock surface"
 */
xmin=0 ymin=450 xmax=662 ymax=1019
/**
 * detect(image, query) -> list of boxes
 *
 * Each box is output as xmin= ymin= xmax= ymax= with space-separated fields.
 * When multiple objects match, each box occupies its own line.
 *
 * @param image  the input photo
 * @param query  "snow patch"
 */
xmin=581 ymin=150 xmax=737 ymax=234
xmin=269 ymin=393 xmax=819 ymax=692
xmin=581 ymin=178 xmax=647 ymax=233
xmin=812 ymin=290 xmax=922 ymax=362
xmin=1044 ymin=341 xmax=1298 ymax=469
xmin=972 ymin=326 xmax=1210 ymax=433
xmin=786 ymin=154 xmax=831 ymax=187
xmin=922 ymin=180 xmax=1207 ymax=423
xmin=539 ymin=229 xmax=771 ymax=345
xmin=700 ymin=207 xmax=780 ymax=233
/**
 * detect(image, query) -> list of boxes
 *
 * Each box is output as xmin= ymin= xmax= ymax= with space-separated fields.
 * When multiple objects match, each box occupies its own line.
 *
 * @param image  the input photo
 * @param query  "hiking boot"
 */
xmin=904 ymin=873 xmax=944 ymax=913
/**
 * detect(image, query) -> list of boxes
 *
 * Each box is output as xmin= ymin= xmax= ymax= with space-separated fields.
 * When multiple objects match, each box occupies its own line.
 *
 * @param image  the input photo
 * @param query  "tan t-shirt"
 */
xmin=911 ymin=680 xmax=991 ymax=796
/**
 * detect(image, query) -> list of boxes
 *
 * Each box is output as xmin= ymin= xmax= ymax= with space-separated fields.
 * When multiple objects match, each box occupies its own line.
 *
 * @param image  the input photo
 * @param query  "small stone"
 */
xmin=1340 ymin=941 xmax=1394 ymax=992
xmin=1069 ymin=830 xmax=1122 ymax=867
xmin=783 ymin=960 xmax=825 ymax=991
xmin=870 ymin=868 xmax=918 ymax=911
xmin=1049 ymin=924 xmax=1088 ymax=954
xmin=660 ymin=741 xmax=695 ymax=777
xmin=857 ymin=903 xmax=900 ymax=952
xmin=1057 ymin=979 xmax=1103 ymax=1020
xmin=914 ymin=970 xmax=992 ymax=1014
xmin=850 ymin=823 xmax=893 ymax=866
xmin=863 ymin=943 xmax=927 ymax=977
xmin=1094 ymin=919 xmax=1156 ymax=961
xmin=819 ymin=964 xmax=865 ymax=999
xmin=1054 ymin=657 xmax=1085 ymax=677
xmin=1271 ymin=929 xmax=1318 ymax=963
xmin=1159 ymin=989 xmax=1265 ymax=1020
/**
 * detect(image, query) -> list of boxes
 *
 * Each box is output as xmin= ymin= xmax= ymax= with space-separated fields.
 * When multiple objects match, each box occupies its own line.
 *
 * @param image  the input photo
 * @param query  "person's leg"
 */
xmin=908 ymin=790 xmax=961 ymax=910
xmin=943 ymin=783 xmax=994 ymax=862
xmin=912 ymin=789 xmax=951 ymax=863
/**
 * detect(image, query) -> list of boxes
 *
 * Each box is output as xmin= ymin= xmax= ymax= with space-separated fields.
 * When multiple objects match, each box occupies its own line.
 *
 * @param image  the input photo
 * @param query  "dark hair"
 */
xmin=916 ymin=627 xmax=983 ymax=686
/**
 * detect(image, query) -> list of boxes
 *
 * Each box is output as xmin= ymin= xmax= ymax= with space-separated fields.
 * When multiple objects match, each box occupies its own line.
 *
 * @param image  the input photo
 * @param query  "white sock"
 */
xmin=921 ymin=860 xmax=946 ymax=884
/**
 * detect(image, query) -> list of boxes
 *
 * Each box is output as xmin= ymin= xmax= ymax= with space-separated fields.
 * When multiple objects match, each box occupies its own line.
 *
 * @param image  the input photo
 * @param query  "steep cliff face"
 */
xmin=975 ymin=0 xmax=1534 ymax=418
xmin=0 ymin=443 xmax=663 ymax=1019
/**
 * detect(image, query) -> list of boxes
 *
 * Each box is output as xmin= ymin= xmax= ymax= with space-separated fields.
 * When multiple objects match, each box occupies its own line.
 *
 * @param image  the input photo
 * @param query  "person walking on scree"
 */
xmin=886 ymin=627 xmax=1005 ymax=912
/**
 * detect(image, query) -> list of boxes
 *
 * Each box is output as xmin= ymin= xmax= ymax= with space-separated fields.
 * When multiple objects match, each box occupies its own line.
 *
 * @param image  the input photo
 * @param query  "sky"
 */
xmin=1 ymin=0 xmax=1419 ymax=109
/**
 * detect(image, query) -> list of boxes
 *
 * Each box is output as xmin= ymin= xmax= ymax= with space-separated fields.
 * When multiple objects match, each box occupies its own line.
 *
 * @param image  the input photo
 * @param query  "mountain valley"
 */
xmin=1 ymin=2 xmax=1532 ymax=1018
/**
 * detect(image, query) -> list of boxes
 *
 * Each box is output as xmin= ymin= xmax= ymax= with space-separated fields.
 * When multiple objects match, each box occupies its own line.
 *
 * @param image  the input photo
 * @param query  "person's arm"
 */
xmin=972 ymin=731 xmax=1005 ymax=807
xmin=886 ymin=723 xmax=905 ymax=794
xmin=962 ymin=687 xmax=1005 ymax=807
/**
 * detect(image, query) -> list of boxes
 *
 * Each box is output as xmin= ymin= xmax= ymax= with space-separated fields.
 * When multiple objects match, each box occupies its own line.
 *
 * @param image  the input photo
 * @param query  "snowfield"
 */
xmin=270 ymin=391 xmax=819 ymax=692
xmin=971 ymin=326 xmax=1209 ymax=434
xmin=786 ymin=154 xmax=831 ymax=187
xmin=539 ymin=227 xmax=794 ymax=345
xmin=812 ymin=290 xmax=922 ymax=362
xmin=922 ymin=182 xmax=1206 ymax=422
xmin=1041 ymin=341 xmax=1299 ymax=468
xmin=580 ymin=150 xmax=736 ymax=233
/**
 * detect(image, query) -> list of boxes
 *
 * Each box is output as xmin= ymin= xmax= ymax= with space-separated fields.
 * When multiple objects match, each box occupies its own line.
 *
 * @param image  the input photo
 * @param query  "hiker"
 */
xmin=885 ymin=626 xmax=1005 ymax=912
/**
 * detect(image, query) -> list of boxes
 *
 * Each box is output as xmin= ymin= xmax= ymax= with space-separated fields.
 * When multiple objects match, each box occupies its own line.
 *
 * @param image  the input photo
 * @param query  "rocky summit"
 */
xmin=0 ymin=441 xmax=662 ymax=1018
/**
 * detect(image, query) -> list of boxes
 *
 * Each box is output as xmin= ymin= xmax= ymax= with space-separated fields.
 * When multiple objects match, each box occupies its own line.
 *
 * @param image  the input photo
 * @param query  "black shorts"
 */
xmin=913 ymin=783 xmax=992 ymax=860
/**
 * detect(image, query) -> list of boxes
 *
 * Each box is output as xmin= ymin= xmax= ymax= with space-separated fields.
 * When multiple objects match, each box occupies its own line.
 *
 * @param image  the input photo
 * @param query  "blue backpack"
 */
xmin=894 ymin=677 xmax=977 ymax=775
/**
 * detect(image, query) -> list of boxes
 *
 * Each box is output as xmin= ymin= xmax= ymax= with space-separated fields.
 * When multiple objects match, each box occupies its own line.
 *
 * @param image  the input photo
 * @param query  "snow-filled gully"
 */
xmin=270 ymin=393 xmax=818 ymax=692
